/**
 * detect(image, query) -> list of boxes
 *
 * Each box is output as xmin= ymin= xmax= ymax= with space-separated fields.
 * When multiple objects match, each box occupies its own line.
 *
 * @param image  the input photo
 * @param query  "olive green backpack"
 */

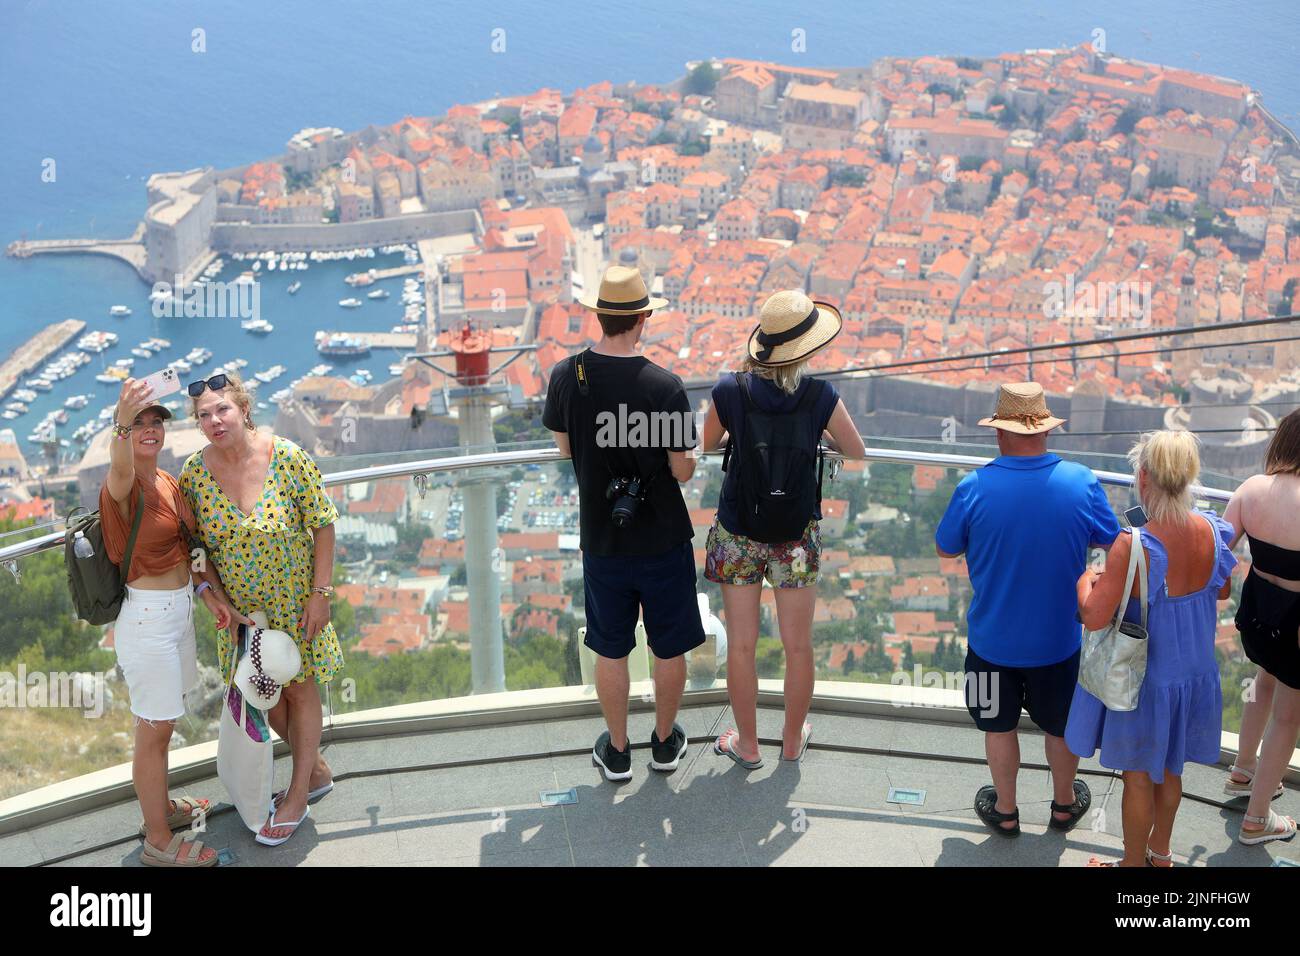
xmin=64 ymin=488 xmax=144 ymax=625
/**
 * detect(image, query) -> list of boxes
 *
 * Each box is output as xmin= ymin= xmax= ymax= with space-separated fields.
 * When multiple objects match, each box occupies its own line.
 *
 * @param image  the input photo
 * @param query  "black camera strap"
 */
xmin=574 ymin=348 xmax=591 ymax=398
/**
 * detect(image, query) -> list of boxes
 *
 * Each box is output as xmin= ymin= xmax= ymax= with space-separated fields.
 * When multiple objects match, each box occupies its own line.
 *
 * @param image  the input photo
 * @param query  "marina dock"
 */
xmin=324 ymin=331 xmax=418 ymax=350
xmin=0 ymin=319 xmax=87 ymax=400
xmin=345 ymin=263 xmax=424 ymax=284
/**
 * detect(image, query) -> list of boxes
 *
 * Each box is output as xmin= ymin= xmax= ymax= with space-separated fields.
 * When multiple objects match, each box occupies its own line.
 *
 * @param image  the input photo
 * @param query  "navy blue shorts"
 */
xmin=963 ymin=646 xmax=1080 ymax=737
xmin=582 ymin=540 xmax=707 ymax=660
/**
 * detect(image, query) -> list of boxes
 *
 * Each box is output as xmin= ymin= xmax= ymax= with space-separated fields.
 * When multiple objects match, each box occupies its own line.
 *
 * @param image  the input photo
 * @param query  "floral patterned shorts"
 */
xmin=704 ymin=519 xmax=821 ymax=588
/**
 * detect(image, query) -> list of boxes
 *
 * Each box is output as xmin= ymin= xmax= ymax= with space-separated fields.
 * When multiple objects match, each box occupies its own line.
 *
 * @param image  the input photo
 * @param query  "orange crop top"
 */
xmin=98 ymin=470 xmax=196 ymax=582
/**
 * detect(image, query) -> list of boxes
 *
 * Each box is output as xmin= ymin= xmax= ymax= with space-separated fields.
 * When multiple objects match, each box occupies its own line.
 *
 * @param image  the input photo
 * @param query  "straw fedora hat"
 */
xmin=978 ymin=382 xmax=1067 ymax=435
xmin=746 ymin=290 xmax=842 ymax=367
xmin=578 ymin=265 xmax=668 ymax=314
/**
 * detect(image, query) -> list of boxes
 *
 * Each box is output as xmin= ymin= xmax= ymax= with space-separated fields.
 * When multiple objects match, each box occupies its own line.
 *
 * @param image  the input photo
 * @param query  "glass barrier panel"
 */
xmin=0 ymin=448 xmax=1261 ymax=806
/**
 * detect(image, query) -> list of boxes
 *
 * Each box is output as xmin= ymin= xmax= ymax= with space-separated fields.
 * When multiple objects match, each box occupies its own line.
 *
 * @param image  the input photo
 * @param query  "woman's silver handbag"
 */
xmin=1079 ymin=528 xmax=1149 ymax=712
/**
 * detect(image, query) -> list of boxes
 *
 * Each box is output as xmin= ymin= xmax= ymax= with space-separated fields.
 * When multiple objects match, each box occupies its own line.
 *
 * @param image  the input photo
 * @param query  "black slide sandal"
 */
xmin=975 ymin=785 xmax=1021 ymax=837
xmin=1048 ymin=780 xmax=1092 ymax=832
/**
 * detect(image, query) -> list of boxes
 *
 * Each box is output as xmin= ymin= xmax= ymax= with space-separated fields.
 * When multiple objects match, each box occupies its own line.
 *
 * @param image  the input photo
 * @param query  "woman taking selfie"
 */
xmin=104 ymin=377 xmax=240 ymax=867
xmin=179 ymin=371 xmax=341 ymax=847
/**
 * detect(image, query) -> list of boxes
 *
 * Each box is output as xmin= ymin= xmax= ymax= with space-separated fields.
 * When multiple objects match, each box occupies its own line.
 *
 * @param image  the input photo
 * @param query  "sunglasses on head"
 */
xmin=187 ymin=374 xmax=229 ymax=397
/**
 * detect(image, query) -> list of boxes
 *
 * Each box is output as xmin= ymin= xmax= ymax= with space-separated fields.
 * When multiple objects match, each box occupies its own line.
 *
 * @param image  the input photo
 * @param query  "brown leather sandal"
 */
xmin=140 ymin=833 xmax=218 ymax=867
xmin=138 ymin=795 xmax=211 ymax=837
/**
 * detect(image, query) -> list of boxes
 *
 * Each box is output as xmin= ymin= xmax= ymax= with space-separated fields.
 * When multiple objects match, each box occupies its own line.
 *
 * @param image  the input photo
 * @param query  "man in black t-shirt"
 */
xmin=543 ymin=265 xmax=706 ymax=781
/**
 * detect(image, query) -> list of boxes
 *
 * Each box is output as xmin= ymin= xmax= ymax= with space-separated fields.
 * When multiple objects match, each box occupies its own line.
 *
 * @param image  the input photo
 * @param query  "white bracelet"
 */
xmin=194 ymin=581 xmax=212 ymax=597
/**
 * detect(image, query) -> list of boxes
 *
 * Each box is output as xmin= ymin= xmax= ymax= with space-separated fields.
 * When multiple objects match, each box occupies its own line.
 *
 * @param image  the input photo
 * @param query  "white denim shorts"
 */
xmin=114 ymin=584 xmax=197 ymax=723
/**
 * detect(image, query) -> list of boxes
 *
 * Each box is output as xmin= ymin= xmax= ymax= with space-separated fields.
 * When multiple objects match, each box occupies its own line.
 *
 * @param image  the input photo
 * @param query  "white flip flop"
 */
xmin=272 ymin=780 xmax=334 ymax=807
xmin=255 ymin=804 xmax=310 ymax=847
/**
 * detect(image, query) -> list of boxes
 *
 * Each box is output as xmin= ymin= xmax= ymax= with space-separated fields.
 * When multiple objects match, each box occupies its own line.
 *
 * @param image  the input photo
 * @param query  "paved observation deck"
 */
xmin=3 ymin=692 xmax=1296 ymax=868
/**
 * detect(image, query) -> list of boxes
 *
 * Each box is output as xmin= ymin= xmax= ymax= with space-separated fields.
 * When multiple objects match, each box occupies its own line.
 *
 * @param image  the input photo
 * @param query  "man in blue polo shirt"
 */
xmin=936 ymin=382 xmax=1120 ymax=837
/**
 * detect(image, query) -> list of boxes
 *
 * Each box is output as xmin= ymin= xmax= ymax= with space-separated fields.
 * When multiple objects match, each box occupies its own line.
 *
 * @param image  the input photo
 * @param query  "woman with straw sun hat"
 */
xmin=699 ymin=290 xmax=866 ymax=769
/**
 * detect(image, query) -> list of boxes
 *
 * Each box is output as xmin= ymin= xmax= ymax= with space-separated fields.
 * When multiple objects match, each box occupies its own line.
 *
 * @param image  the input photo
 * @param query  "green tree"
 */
xmin=0 ymin=517 xmax=97 ymax=666
xmin=1115 ymin=106 xmax=1143 ymax=135
xmin=684 ymin=62 xmax=719 ymax=96
xmin=1275 ymin=278 xmax=1296 ymax=317
xmin=754 ymin=637 xmax=785 ymax=678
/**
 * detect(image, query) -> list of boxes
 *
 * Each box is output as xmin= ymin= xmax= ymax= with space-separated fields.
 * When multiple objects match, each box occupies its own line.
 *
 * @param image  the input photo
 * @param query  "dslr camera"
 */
xmin=605 ymin=476 xmax=648 ymax=528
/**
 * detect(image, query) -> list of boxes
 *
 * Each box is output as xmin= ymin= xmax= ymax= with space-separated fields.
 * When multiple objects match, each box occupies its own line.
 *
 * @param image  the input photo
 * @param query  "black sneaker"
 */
xmin=649 ymin=722 xmax=688 ymax=772
xmin=592 ymin=731 xmax=633 ymax=782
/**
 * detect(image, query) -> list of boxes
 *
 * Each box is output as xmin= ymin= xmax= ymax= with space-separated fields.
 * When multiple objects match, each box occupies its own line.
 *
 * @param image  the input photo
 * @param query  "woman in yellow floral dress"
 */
xmin=179 ymin=371 xmax=340 ymax=846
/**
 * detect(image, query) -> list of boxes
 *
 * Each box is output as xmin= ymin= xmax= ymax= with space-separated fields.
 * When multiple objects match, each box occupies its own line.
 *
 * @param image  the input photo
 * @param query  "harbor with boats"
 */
xmin=0 ymin=245 xmax=436 ymax=464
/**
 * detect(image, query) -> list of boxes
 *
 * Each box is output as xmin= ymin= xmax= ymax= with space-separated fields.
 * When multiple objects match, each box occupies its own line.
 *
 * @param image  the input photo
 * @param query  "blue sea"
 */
xmin=1 ymin=0 xmax=1297 ymax=454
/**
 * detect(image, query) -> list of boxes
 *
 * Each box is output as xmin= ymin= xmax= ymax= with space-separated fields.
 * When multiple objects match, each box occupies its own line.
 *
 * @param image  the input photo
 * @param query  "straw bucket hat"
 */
xmin=578 ymin=265 xmax=668 ymax=314
xmin=978 ymin=382 xmax=1067 ymax=435
xmin=233 ymin=611 xmax=302 ymax=711
xmin=746 ymin=290 xmax=843 ymax=367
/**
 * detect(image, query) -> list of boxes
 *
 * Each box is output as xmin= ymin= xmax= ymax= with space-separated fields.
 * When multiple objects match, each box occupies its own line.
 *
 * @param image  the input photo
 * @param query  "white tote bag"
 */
xmin=217 ymin=625 xmax=276 ymax=832
xmin=1078 ymin=528 xmax=1150 ymax=712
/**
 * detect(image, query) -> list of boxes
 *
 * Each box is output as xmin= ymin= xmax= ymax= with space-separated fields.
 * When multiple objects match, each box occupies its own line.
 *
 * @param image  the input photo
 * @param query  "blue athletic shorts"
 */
xmin=582 ymin=540 xmax=707 ymax=660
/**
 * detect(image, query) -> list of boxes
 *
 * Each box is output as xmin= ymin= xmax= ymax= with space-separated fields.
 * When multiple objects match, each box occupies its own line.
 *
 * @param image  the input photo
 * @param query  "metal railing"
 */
xmin=0 ymin=444 xmax=1236 ymax=572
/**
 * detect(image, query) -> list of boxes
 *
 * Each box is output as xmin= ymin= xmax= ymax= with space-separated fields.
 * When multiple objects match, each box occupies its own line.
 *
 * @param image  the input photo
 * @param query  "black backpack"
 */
xmin=64 ymin=488 xmax=143 ymax=626
xmin=721 ymin=372 xmax=826 ymax=544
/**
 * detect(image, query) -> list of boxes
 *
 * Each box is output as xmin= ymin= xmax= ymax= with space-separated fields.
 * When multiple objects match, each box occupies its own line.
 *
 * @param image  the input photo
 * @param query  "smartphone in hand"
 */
xmin=138 ymin=366 xmax=181 ymax=400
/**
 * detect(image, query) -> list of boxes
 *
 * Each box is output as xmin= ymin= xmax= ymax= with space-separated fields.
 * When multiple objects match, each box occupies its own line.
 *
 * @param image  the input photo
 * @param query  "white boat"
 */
xmin=236 ymin=271 xmax=256 ymax=284
xmin=26 ymin=379 xmax=53 ymax=391
xmin=316 ymin=333 xmax=370 ymax=356
xmin=287 ymin=281 xmax=301 ymax=294
xmin=109 ymin=305 xmax=132 ymax=317
xmin=77 ymin=331 xmax=118 ymax=353
xmin=5 ymin=402 xmax=28 ymax=414
xmin=131 ymin=348 xmax=152 ymax=359
xmin=309 ymin=364 xmax=333 ymax=377
xmin=96 ymin=371 xmax=126 ymax=384
xmin=169 ymin=359 xmax=193 ymax=374
xmin=149 ymin=337 xmax=171 ymax=349
xmin=64 ymin=395 xmax=89 ymax=410
xmin=186 ymin=347 xmax=212 ymax=364
xmin=114 ymin=358 xmax=135 ymax=368
xmin=52 ymin=410 xmax=69 ymax=425
xmin=13 ymin=389 xmax=37 ymax=403
xmin=241 ymin=318 xmax=274 ymax=334
xmin=338 ymin=298 xmax=363 ymax=308
xmin=270 ymin=388 xmax=292 ymax=404
xmin=367 ymin=288 xmax=389 ymax=299
xmin=254 ymin=365 xmax=286 ymax=384
xmin=389 ymin=362 xmax=405 ymax=376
